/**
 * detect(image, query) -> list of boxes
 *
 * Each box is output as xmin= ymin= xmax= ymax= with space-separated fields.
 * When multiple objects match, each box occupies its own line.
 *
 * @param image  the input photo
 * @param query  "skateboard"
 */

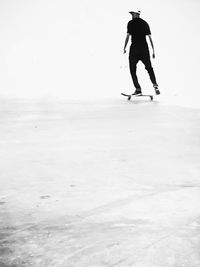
xmin=121 ymin=93 xmax=153 ymax=101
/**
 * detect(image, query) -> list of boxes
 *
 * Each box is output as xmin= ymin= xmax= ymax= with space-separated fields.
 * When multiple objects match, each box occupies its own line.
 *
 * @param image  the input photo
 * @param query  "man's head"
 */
xmin=129 ymin=10 xmax=141 ymax=19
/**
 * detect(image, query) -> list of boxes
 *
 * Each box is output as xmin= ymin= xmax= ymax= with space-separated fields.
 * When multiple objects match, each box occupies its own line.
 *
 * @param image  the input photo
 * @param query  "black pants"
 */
xmin=129 ymin=46 xmax=157 ymax=90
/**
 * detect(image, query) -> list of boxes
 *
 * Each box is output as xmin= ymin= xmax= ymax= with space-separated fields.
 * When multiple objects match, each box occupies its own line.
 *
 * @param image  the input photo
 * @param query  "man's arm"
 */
xmin=123 ymin=33 xmax=130 ymax=54
xmin=147 ymin=34 xmax=155 ymax=58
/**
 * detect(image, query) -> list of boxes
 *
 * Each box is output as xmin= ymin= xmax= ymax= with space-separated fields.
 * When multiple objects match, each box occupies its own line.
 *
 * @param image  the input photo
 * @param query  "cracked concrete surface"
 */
xmin=0 ymin=98 xmax=200 ymax=266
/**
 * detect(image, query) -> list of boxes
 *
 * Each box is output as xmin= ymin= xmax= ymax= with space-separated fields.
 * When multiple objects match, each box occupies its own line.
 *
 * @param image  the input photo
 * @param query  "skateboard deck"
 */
xmin=121 ymin=93 xmax=153 ymax=101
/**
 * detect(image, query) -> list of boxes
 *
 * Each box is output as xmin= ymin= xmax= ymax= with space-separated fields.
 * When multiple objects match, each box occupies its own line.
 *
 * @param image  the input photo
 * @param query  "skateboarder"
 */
xmin=123 ymin=10 xmax=160 ymax=95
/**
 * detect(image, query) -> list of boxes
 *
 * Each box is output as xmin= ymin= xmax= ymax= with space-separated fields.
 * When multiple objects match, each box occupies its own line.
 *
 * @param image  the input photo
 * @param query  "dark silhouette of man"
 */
xmin=124 ymin=10 xmax=160 ymax=95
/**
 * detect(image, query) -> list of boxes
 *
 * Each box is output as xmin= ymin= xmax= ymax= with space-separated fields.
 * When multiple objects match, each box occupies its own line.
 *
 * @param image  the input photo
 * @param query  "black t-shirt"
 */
xmin=127 ymin=18 xmax=151 ymax=50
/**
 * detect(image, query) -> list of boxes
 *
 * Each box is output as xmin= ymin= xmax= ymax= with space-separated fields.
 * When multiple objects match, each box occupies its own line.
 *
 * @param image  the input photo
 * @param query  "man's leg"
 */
xmin=141 ymin=51 xmax=160 ymax=94
xmin=141 ymin=51 xmax=158 ymax=86
xmin=129 ymin=49 xmax=141 ymax=93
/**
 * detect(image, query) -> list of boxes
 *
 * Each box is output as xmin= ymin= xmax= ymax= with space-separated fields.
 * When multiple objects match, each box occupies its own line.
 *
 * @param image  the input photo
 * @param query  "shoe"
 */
xmin=153 ymin=84 xmax=160 ymax=95
xmin=155 ymin=89 xmax=160 ymax=95
xmin=132 ymin=89 xmax=142 ymax=95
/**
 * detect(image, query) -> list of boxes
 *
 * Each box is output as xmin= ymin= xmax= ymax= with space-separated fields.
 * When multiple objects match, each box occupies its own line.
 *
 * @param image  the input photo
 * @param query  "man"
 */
xmin=124 ymin=10 xmax=160 ymax=95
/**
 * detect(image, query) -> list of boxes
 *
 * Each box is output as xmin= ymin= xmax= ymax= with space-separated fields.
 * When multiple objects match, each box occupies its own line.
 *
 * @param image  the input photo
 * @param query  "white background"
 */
xmin=0 ymin=0 xmax=200 ymax=104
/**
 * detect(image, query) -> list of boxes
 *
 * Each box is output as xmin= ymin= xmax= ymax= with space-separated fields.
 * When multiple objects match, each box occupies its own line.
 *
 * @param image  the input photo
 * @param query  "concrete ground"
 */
xmin=0 ymin=97 xmax=200 ymax=267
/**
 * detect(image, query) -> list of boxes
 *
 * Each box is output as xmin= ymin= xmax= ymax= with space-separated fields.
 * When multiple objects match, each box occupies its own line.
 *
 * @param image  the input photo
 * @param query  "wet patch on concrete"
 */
xmin=40 ymin=195 xmax=51 ymax=199
xmin=0 ymin=263 xmax=19 ymax=267
xmin=0 ymin=233 xmax=20 ymax=267
xmin=0 ymin=227 xmax=17 ymax=241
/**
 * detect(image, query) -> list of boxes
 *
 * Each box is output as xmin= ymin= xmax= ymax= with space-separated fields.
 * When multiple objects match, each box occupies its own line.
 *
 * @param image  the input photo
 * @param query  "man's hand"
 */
xmin=123 ymin=34 xmax=130 ymax=55
xmin=148 ymin=35 xmax=156 ymax=59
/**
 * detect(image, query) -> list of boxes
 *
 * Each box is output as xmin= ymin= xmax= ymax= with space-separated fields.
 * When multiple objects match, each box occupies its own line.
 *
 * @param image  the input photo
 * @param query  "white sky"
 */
xmin=0 ymin=0 xmax=199 ymax=101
